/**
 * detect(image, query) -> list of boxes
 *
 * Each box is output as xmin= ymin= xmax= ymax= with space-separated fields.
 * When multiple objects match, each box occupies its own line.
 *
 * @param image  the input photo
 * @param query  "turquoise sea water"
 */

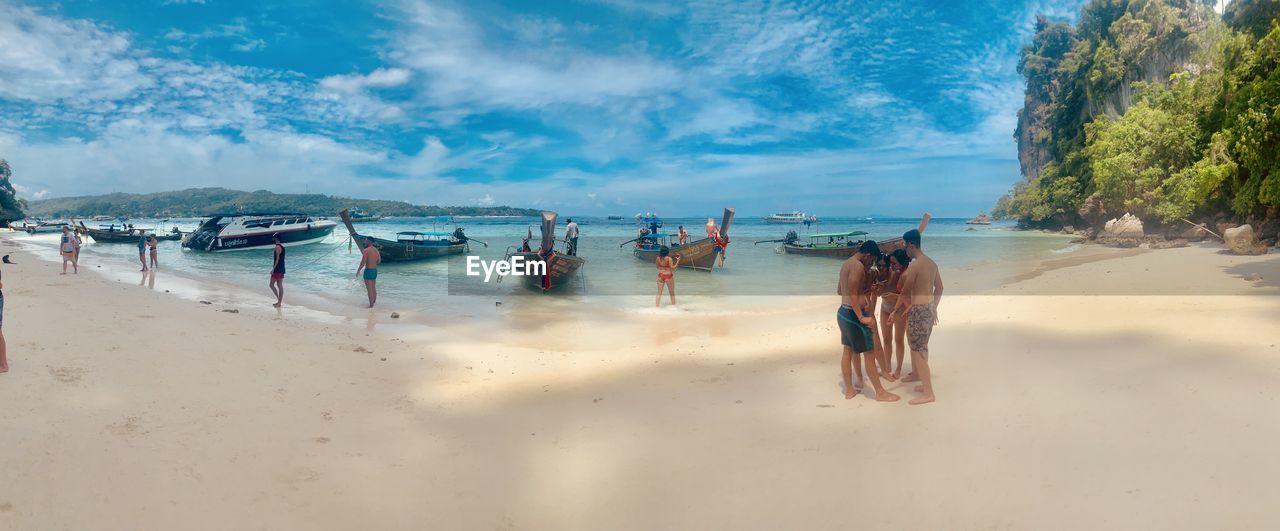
xmin=18 ymin=216 xmax=1074 ymax=320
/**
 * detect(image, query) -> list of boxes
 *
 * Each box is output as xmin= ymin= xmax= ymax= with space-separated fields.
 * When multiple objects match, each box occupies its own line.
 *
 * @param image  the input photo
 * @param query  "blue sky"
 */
xmin=0 ymin=0 xmax=1085 ymax=216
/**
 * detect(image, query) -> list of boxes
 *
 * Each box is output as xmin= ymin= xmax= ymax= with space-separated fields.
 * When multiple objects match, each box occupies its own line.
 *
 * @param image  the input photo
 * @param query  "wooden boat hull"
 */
xmin=511 ymin=251 xmax=585 ymax=291
xmin=633 ymin=237 xmax=721 ymax=270
xmin=783 ymin=237 xmax=906 ymax=258
xmin=77 ymin=223 xmax=143 ymax=243
xmin=351 ymin=233 xmax=466 ymax=262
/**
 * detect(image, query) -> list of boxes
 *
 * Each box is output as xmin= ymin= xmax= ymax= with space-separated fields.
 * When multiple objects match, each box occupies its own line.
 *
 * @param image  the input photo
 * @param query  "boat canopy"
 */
xmin=809 ymin=231 xmax=868 ymax=239
xmin=397 ymin=231 xmax=450 ymax=237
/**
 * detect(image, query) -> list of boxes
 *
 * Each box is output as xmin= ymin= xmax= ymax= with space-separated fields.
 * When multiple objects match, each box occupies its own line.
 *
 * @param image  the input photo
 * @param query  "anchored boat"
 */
xmin=764 ymin=211 xmax=816 ymax=224
xmin=756 ymin=230 xmax=907 ymax=258
xmin=625 ymin=208 xmax=734 ymax=271
xmin=337 ymin=209 xmax=484 ymax=262
xmin=181 ymin=213 xmax=336 ymax=252
xmin=506 ymin=211 xmax=585 ymax=292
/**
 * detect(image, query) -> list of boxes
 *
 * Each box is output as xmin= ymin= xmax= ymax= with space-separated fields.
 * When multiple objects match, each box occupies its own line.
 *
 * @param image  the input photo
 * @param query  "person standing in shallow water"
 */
xmin=893 ymin=228 xmax=943 ymax=405
xmin=655 ymin=246 xmax=680 ymax=307
xmin=564 ymin=218 xmax=579 ymax=256
xmin=355 ymin=239 xmax=381 ymax=308
xmin=137 ymin=232 xmax=149 ymax=272
xmin=147 ymin=233 xmax=159 ymax=269
xmin=60 ymin=227 xmax=77 ymax=274
xmin=269 ymin=233 xmax=286 ymax=308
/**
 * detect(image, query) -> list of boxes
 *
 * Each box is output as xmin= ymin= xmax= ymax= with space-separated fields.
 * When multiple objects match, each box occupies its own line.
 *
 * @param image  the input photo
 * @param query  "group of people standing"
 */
xmin=837 ymin=214 xmax=944 ymax=405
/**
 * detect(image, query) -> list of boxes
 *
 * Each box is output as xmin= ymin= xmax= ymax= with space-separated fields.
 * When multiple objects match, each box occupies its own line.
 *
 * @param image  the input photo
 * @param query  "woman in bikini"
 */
xmin=878 ymin=249 xmax=911 ymax=379
xmin=655 ymin=246 xmax=680 ymax=307
xmin=147 ymin=234 xmax=159 ymax=269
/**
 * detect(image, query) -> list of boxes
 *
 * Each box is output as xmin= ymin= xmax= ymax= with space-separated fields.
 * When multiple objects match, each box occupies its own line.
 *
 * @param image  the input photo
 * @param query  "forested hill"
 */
xmin=997 ymin=0 xmax=1280 ymax=229
xmin=24 ymin=188 xmax=540 ymax=218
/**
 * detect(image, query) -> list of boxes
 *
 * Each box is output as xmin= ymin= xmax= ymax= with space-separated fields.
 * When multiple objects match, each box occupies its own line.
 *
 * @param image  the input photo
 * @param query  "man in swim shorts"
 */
xmin=355 ymin=238 xmax=381 ymax=308
xmin=893 ymin=228 xmax=944 ymax=405
xmin=836 ymin=240 xmax=898 ymax=402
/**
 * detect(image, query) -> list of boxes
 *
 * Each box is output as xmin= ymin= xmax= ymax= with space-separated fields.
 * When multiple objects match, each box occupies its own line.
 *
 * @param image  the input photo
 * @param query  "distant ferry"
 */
xmin=764 ymin=211 xmax=816 ymax=223
xmin=182 ymin=213 xmax=336 ymax=252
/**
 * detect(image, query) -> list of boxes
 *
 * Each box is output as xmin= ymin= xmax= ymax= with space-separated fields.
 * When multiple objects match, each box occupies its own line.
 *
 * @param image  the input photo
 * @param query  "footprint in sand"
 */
xmin=105 ymin=416 xmax=150 ymax=437
xmin=48 ymin=367 xmax=83 ymax=384
xmin=0 ymin=502 xmax=11 ymax=512
xmin=314 ymin=437 xmax=331 ymax=444
xmin=320 ymin=411 xmax=333 ymax=421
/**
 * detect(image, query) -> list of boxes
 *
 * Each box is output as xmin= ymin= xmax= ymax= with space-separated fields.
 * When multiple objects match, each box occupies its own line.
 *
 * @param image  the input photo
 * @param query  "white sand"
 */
xmin=1 ymin=235 xmax=1278 ymax=530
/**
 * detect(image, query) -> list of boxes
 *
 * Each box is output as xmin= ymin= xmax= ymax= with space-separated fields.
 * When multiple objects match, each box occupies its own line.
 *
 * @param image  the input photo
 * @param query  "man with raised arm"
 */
xmin=894 ymin=228 xmax=943 ymax=405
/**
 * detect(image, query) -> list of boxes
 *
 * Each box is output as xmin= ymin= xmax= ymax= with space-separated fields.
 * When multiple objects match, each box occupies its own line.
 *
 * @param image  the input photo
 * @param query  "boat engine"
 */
xmin=783 ymin=230 xmax=799 ymax=244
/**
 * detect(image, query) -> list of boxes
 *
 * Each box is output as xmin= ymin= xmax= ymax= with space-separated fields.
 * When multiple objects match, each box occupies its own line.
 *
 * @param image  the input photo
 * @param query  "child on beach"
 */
xmin=655 ymin=246 xmax=680 ymax=307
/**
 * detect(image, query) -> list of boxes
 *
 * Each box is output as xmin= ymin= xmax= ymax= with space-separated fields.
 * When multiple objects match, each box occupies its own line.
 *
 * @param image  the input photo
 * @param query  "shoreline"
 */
xmin=2 ymin=233 xmax=1279 ymax=529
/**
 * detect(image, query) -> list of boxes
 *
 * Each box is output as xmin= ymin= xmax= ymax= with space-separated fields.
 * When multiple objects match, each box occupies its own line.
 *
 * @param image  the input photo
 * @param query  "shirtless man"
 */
xmin=893 ymin=229 xmax=944 ymax=405
xmin=837 ymin=240 xmax=898 ymax=402
xmin=355 ymin=239 xmax=381 ymax=308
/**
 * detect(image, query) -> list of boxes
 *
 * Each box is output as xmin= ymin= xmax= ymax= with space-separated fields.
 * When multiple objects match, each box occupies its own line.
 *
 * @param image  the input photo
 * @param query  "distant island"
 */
xmin=23 ymin=187 xmax=541 ymax=218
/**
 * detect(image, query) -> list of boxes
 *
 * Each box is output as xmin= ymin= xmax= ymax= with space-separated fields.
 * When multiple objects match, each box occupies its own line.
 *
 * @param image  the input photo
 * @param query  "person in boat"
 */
xmin=878 ymin=249 xmax=912 ymax=380
xmin=836 ymin=240 xmax=898 ymax=402
xmin=147 ymin=233 xmax=159 ymax=270
xmin=355 ymin=238 xmax=381 ymax=308
xmin=655 ymin=246 xmax=680 ymax=307
xmin=677 ymin=225 xmax=688 ymax=245
xmin=892 ymin=229 xmax=943 ymax=405
xmin=270 ymin=233 xmax=286 ymax=308
xmin=60 ymin=227 xmax=77 ymax=275
xmin=564 ymin=218 xmax=579 ymax=256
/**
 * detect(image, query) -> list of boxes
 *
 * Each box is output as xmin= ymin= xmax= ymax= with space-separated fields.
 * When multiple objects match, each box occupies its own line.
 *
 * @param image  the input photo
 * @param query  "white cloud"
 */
xmin=388 ymin=0 xmax=682 ymax=110
xmin=0 ymin=3 xmax=152 ymax=102
xmin=319 ymin=68 xmax=412 ymax=93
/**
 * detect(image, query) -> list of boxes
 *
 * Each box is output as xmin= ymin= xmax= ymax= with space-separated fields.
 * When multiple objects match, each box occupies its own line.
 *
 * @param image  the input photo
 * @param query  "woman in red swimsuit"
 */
xmin=655 ymin=246 xmax=680 ymax=307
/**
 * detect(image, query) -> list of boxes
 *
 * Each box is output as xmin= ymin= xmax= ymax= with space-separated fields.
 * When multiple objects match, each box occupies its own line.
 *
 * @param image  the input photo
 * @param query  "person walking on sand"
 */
xmin=137 ymin=232 xmax=149 ymax=272
xmin=564 ymin=218 xmax=579 ymax=256
xmin=837 ymin=240 xmax=898 ymax=402
xmin=355 ymin=239 xmax=381 ymax=308
xmin=59 ymin=227 xmax=77 ymax=274
xmin=0 ymin=269 xmax=7 ymax=374
xmin=147 ymin=233 xmax=159 ymax=269
xmin=893 ymin=229 xmax=943 ymax=405
xmin=655 ymin=246 xmax=680 ymax=307
xmin=269 ymin=233 xmax=286 ymax=308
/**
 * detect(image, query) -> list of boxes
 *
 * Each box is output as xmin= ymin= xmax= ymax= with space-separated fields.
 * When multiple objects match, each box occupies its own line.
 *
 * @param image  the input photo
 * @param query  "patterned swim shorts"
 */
xmin=907 ymin=304 xmax=935 ymax=353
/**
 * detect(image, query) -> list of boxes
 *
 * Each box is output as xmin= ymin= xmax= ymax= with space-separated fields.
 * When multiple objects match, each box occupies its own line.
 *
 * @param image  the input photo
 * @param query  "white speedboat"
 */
xmin=182 ymin=213 xmax=336 ymax=252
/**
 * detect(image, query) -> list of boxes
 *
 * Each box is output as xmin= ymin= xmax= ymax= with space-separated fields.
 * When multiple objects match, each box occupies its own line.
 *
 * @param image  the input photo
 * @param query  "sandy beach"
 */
xmin=1 ymin=234 xmax=1278 ymax=530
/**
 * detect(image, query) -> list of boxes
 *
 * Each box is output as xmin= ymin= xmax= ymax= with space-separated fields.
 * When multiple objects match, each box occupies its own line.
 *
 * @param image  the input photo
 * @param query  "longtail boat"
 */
xmin=506 ymin=211 xmax=585 ymax=292
xmin=338 ymin=209 xmax=483 ymax=262
xmin=76 ymin=221 xmax=150 ymax=243
xmin=755 ymin=230 xmax=906 ymax=258
xmin=626 ymin=207 xmax=735 ymax=271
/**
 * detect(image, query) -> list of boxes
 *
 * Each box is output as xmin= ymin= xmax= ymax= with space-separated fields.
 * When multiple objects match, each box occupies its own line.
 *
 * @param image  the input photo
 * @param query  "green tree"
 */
xmin=0 ymin=159 xmax=27 ymax=222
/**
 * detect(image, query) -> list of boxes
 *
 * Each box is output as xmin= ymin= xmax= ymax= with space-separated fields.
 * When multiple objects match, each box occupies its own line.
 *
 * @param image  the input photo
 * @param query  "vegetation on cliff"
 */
xmin=998 ymin=0 xmax=1280 ymax=228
